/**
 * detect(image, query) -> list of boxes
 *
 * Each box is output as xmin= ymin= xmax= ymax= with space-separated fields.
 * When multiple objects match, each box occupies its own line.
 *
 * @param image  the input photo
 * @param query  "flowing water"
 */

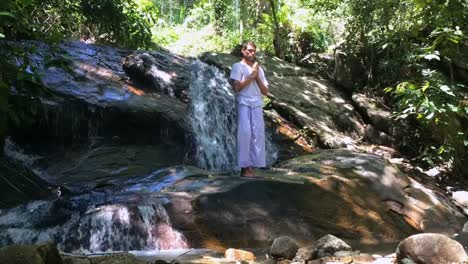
xmin=0 ymin=197 xmax=188 ymax=253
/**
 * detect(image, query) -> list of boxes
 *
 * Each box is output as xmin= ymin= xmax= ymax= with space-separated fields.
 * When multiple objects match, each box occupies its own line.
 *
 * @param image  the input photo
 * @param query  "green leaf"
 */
xmin=0 ymin=33 xmax=4 ymax=38
xmin=421 ymin=81 xmax=430 ymax=92
xmin=437 ymin=146 xmax=445 ymax=154
xmin=447 ymin=104 xmax=458 ymax=112
xmin=0 ymin=12 xmax=15 ymax=18
xmin=384 ymin=87 xmax=393 ymax=93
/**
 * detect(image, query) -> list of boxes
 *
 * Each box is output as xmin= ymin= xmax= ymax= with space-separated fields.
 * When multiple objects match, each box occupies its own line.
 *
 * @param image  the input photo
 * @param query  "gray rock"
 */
xmin=270 ymin=236 xmax=299 ymax=260
xmin=292 ymin=244 xmax=315 ymax=263
xmin=334 ymin=49 xmax=365 ymax=92
xmin=396 ymin=233 xmax=468 ymax=264
xmin=315 ymin=234 xmax=351 ymax=258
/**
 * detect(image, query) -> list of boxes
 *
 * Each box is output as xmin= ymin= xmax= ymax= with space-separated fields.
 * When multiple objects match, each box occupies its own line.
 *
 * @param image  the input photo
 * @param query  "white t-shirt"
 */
xmin=230 ymin=62 xmax=268 ymax=107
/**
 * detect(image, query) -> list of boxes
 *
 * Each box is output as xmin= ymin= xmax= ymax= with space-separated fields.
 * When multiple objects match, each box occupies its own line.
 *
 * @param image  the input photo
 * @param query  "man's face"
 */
xmin=242 ymin=44 xmax=256 ymax=62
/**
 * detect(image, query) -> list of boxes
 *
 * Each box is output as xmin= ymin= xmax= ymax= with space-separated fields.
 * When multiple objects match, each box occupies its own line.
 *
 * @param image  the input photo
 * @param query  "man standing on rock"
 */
xmin=230 ymin=41 xmax=269 ymax=177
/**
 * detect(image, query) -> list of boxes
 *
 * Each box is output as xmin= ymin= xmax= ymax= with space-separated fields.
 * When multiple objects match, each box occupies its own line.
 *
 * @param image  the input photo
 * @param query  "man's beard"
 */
xmin=245 ymin=56 xmax=256 ymax=62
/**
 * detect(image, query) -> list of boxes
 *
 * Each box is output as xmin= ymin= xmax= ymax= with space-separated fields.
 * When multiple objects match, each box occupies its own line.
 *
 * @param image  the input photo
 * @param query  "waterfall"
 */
xmin=0 ymin=199 xmax=188 ymax=253
xmin=188 ymin=60 xmax=237 ymax=172
xmin=188 ymin=60 xmax=277 ymax=172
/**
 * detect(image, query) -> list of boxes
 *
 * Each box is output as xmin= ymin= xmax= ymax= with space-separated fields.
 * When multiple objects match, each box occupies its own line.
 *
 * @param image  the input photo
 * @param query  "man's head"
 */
xmin=241 ymin=41 xmax=257 ymax=63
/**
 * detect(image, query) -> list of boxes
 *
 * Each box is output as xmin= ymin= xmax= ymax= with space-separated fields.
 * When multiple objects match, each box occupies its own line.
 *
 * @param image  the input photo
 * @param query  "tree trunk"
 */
xmin=268 ymin=0 xmax=282 ymax=59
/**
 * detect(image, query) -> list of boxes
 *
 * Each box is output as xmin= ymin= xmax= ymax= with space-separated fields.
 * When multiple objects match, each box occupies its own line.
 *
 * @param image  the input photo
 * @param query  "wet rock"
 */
xmin=396 ymin=233 xmax=468 ymax=264
xmin=123 ymin=51 xmax=191 ymax=101
xmin=0 ymin=157 xmax=53 ymax=209
xmin=270 ymin=236 xmax=299 ymax=260
xmin=0 ymin=242 xmax=62 ymax=264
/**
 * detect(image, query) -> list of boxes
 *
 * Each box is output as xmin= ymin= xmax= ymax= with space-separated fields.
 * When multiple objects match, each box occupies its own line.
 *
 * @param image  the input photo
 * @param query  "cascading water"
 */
xmin=0 ymin=196 xmax=188 ymax=253
xmin=188 ymin=60 xmax=238 ymax=172
xmin=1 ymin=139 xmax=190 ymax=252
xmin=188 ymin=60 xmax=277 ymax=172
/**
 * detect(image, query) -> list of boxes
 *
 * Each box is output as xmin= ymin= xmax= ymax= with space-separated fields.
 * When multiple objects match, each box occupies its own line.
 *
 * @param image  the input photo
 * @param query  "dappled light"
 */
xmin=1 ymin=0 xmax=466 ymax=262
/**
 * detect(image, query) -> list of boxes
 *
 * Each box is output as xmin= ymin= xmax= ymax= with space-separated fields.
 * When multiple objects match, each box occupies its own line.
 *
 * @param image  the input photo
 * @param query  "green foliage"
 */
xmin=80 ymin=0 xmax=156 ymax=48
xmin=308 ymin=0 xmax=467 ymax=175
xmin=0 ymin=0 xmax=158 ymax=48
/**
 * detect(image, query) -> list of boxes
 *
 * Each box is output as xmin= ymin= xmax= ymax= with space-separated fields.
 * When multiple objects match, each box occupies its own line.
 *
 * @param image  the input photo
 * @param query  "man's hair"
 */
xmin=241 ymin=41 xmax=256 ymax=50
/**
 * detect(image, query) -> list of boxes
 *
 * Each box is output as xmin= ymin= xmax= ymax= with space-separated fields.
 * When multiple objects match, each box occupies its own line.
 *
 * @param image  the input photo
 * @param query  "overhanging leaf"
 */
xmin=0 ymin=12 xmax=15 ymax=18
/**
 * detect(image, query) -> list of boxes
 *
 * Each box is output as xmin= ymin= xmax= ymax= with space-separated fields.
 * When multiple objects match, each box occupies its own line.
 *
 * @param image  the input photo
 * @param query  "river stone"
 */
xmin=314 ymin=234 xmax=351 ymax=258
xmin=291 ymin=244 xmax=315 ymax=262
xmin=0 ymin=242 xmax=62 ymax=264
xmin=270 ymin=236 xmax=299 ymax=260
xmin=396 ymin=233 xmax=468 ymax=264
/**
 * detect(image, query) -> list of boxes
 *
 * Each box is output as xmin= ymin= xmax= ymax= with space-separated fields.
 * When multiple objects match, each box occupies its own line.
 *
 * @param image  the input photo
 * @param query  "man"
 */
xmin=230 ymin=41 xmax=269 ymax=177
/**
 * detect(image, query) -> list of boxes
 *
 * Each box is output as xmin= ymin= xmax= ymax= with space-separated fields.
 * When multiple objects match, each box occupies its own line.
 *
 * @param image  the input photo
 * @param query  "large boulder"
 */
xmin=333 ymin=49 xmax=365 ymax=93
xmin=188 ymin=150 xmax=464 ymax=249
xmin=3 ymin=41 xmax=190 ymax=150
xmin=396 ymin=233 xmax=468 ymax=264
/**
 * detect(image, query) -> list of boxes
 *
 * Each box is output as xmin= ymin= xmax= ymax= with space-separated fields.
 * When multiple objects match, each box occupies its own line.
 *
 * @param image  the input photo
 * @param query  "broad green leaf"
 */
xmin=0 ymin=33 xmax=4 ymax=38
xmin=421 ymin=81 xmax=430 ymax=92
xmin=0 ymin=12 xmax=14 ymax=18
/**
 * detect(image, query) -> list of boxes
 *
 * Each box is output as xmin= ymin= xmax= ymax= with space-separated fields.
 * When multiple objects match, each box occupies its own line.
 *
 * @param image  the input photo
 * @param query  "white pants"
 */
xmin=237 ymin=104 xmax=266 ymax=168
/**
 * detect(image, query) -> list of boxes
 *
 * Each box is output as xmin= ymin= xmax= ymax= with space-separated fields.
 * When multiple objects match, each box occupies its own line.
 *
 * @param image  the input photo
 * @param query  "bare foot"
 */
xmin=240 ymin=167 xmax=258 ymax=178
